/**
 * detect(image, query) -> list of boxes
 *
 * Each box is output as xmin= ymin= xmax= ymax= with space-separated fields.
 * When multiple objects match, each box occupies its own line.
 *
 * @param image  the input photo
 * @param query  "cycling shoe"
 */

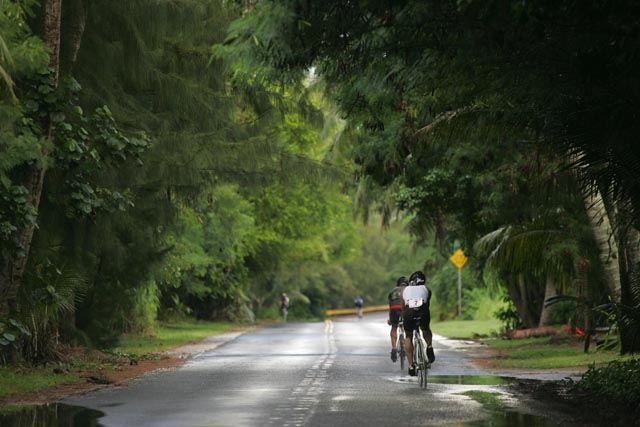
xmin=408 ymin=364 xmax=417 ymax=376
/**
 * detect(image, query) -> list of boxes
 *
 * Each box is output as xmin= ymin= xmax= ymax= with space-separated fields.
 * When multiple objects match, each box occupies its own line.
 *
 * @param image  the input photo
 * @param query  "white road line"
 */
xmin=268 ymin=322 xmax=337 ymax=426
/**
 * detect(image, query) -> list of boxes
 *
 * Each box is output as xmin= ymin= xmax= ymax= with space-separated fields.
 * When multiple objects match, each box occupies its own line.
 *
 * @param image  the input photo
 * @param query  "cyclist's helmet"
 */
xmin=396 ymin=276 xmax=409 ymax=287
xmin=409 ymin=270 xmax=426 ymax=286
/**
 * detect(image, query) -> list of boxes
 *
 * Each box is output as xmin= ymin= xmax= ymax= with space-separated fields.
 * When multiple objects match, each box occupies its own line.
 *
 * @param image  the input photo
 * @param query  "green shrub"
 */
xmin=0 ymin=319 xmax=31 ymax=363
xmin=572 ymin=358 xmax=640 ymax=412
xmin=465 ymin=287 xmax=503 ymax=321
xmin=494 ymin=294 xmax=522 ymax=331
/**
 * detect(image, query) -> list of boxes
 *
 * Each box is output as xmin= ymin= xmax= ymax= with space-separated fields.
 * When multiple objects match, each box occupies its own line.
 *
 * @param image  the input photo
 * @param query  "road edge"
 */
xmin=0 ymin=324 xmax=260 ymax=408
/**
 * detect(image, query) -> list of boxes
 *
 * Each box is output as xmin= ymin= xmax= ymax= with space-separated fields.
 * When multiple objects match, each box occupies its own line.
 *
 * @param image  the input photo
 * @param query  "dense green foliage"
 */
xmin=218 ymin=0 xmax=640 ymax=350
xmin=1 ymin=0 xmax=436 ymax=363
xmin=0 ymin=0 xmax=48 ymax=255
xmin=1 ymin=0 xmax=640 ymax=368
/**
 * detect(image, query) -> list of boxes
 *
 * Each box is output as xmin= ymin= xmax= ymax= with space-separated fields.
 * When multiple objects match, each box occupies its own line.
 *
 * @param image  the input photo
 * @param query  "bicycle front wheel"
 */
xmin=414 ymin=335 xmax=428 ymax=389
xmin=420 ymin=358 xmax=428 ymax=389
xmin=413 ymin=334 xmax=422 ymax=387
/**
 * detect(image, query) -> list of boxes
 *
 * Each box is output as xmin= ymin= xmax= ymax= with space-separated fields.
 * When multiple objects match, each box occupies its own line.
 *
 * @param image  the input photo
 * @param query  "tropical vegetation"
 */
xmin=0 ymin=0 xmax=639 ymax=374
xmin=215 ymin=0 xmax=640 ymax=353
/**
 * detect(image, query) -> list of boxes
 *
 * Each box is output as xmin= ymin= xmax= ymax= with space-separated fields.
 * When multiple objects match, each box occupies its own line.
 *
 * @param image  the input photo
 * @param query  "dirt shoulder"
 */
xmin=0 ymin=355 xmax=184 ymax=407
xmin=0 ymin=329 xmax=251 ymax=408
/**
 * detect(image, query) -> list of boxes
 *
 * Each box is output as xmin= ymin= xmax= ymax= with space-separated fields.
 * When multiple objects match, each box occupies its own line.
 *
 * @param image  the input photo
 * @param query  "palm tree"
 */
xmin=475 ymin=216 xmax=582 ymax=329
xmin=21 ymin=264 xmax=87 ymax=361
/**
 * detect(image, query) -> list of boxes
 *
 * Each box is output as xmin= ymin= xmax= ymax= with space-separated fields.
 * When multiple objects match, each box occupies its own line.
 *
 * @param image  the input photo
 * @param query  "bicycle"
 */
xmin=395 ymin=318 xmax=407 ymax=370
xmin=412 ymin=321 xmax=430 ymax=389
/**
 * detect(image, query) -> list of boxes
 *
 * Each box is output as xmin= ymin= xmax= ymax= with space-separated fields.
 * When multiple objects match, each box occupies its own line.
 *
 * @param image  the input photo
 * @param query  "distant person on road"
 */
xmin=280 ymin=293 xmax=290 ymax=321
xmin=401 ymin=270 xmax=435 ymax=376
xmin=354 ymin=295 xmax=364 ymax=318
xmin=388 ymin=276 xmax=408 ymax=362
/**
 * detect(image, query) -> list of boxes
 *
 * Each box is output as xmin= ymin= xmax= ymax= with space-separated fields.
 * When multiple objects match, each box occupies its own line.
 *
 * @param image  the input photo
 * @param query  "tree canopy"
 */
xmin=218 ymin=0 xmax=640 ymax=349
xmin=1 ymin=0 xmax=640 ymax=361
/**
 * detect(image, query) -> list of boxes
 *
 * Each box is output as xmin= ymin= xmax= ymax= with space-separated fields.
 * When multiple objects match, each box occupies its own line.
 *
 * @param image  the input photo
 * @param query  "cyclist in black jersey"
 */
xmin=388 ymin=276 xmax=408 ymax=362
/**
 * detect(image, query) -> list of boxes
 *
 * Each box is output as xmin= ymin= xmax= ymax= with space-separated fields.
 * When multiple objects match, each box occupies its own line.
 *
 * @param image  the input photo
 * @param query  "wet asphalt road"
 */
xmin=63 ymin=314 xmax=588 ymax=426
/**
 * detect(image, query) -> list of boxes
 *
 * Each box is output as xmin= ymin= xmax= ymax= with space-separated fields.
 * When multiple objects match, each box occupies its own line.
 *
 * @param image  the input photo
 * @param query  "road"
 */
xmin=63 ymin=314 xmax=592 ymax=426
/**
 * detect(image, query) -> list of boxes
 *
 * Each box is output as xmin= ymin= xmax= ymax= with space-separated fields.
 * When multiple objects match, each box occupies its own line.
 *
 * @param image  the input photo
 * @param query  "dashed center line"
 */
xmin=267 ymin=321 xmax=337 ymax=427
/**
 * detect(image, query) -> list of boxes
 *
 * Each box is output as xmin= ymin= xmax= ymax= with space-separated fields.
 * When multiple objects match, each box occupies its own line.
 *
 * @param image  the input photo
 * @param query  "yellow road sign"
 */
xmin=449 ymin=249 xmax=468 ymax=269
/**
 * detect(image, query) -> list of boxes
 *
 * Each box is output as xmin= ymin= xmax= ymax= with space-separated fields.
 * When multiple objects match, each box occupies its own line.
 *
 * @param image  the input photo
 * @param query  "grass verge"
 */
xmin=434 ymin=320 xmax=626 ymax=370
xmin=433 ymin=319 xmax=502 ymax=339
xmin=113 ymin=320 xmax=237 ymax=355
xmin=0 ymin=367 xmax=80 ymax=399
xmin=481 ymin=336 xmax=626 ymax=369
xmin=0 ymin=320 xmax=237 ymax=401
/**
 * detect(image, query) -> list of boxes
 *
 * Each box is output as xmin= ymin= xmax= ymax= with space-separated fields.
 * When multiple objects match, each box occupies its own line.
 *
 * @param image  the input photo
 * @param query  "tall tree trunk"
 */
xmin=0 ymin=0 xmax=63 ymax=317
xmin=44 ymin=0 xmax=63 ymax=85
xmin=616 ymin=215 xmax=640 ymax=353
xmin=574 ymin=259 xmax=591 ymax=333
xmin=506 ymin=274 xmax=540 ymax=328
xmin=618 ymin=222 xmax=640 ymax=305
xmin=583 ymin=189 xmax=621 ymax=301
xmin=539 ymin=276 xmax=557 ymax=326
xmin=624 ymin=227 xmax=640 ymax=306
xmin=67 ymin=0 xmax=86 ymax=65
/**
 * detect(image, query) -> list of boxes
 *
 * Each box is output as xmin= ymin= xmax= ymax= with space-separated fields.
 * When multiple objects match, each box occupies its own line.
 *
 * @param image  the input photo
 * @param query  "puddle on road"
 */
xmin=0 ymin=403 xmax=104 ymax=426
xmin=392 ymin=376 xmax=583 ymax=426
xmin=393 ymin=374 xmax=517 ymax=385
xmin=462 ymin=390 xmax=570 ymax=427
xmin=466 ymin=411 xmax=561 ymax=427
xmin=429 ymin=375 xmax=516 ymax=385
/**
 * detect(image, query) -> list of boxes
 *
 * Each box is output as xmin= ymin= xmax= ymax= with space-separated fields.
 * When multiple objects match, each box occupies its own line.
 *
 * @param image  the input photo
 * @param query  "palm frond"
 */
xmin=475 ymin=216 xmax=579 ymax=281
xmin=0 ymin=34 xmax=16 ymax=99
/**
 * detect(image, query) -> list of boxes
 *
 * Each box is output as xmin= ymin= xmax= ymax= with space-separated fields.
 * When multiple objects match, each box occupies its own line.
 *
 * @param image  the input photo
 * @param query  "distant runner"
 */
xmin=354 ymin=295 xmax=364 ymax=318
xmin=280 ymin=293 xmax=290 ymax=321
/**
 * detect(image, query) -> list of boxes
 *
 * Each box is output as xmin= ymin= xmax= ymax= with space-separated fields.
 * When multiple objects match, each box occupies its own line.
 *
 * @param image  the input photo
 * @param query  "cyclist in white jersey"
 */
xmin=401 ymin=270 xmax=435 ymax=376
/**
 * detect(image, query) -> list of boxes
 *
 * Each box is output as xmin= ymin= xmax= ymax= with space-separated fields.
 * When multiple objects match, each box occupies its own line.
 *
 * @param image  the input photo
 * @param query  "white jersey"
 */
xmin=402 ymin=285 xmax=430 ymax=309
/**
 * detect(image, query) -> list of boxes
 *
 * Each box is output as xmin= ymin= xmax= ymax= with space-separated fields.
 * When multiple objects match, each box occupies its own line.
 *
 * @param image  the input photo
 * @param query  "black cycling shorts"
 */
xmin=388 ymin=308 xmax=402 ymax=326
xmin=403 ymin=304 xmax=431 ymax=337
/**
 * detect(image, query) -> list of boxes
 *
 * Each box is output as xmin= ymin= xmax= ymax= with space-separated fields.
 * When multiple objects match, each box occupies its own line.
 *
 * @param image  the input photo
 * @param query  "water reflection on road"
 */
xmin=467 ymin=411 xmax=561 ymax=427
xmin=0 ymin=403 xmax=104 ymax=426
xmin=429 ymin=375 xmax=516 ymax=385
xmin=389 ymin=375 xmax=591 ymax=427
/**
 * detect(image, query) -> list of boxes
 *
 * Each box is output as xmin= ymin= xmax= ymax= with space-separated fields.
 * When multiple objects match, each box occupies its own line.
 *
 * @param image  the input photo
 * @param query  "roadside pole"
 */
xmin=449 ymin=249 xmax=468 ymax=318
xmin=457 ymin=268 xmax=462 ymax=316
